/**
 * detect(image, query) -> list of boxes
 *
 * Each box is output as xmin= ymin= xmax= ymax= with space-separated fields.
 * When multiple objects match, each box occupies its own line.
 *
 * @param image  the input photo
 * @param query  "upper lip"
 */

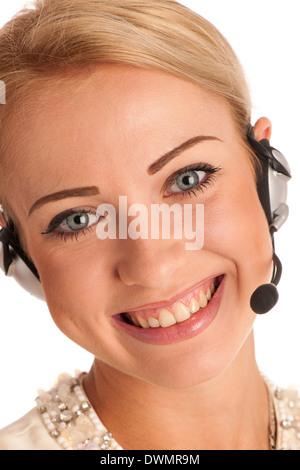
xmin=115 ymin=274 xmax=223 ymax=315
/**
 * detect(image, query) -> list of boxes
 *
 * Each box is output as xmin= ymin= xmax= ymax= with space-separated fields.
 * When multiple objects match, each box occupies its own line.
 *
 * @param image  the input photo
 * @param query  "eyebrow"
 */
xmin=28 ymin=136 xmax=221 ymax=216
xmin=28 ymin=186 xmax=99 ymax=217
xmin=147 ymin=135 xmax=223 ymax=175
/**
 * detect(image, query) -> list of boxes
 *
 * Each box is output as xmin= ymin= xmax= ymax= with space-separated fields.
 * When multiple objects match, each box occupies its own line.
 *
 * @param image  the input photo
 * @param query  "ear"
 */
xmin=253 ymin=117 xmax=272 ymax=142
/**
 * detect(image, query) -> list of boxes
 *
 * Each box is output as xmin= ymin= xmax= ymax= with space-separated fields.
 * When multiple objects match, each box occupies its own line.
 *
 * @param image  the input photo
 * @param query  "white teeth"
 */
xmin=159 ymin=309 xmax=177 ymax=328
xmin=199 ymin=290 xmax=208 ymax=308
xmin=131 ymin=315 xmax=141 ymax=327
xmin=174 ymin=302 xmax=191 ymax=323
xmin=137 ymin=315 xmax=150 ymax=328
xmin=148 ymin=316 xmax=160 ymax=328
xmin=189 ymin=297 xmax=200 ymax=314
xmin=128 ymin=279 xmax=218 ymax=328
xmin=206 ymin=287 xmax=212 ymax=301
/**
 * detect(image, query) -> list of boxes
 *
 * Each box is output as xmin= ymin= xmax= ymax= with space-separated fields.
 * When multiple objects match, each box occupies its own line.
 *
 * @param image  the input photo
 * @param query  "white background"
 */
xmin=0 ymin=0 xmax=299 ymax=429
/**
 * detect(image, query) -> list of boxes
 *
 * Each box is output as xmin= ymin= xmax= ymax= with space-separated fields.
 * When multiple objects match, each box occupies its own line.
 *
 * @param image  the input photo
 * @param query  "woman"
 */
xmin=0 ymin=0 xmax=297 ymax=450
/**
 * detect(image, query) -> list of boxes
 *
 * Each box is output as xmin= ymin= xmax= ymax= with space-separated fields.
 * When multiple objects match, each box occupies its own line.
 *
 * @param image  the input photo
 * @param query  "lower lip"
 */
xmin=112 ymin=275 xmax=225 ymax=345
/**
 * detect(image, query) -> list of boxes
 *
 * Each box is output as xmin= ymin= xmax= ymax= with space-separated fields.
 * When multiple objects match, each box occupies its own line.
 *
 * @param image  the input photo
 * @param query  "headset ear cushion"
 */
xmin=0 ymin=227 xmax=45 ymax=301
xmin=0 ymin=226 xmax=16 ymax=275
xmin=247 ymin=126 xmax=272 ymax=225
xmin=256 ymin=156 xmax=272 ymax=226
xmin=0 ymin=221 xmax=40 ymax=280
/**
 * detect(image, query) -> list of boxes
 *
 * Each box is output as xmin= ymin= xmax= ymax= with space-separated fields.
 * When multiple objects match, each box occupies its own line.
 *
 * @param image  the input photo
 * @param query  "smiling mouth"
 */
xmin=118 ymin=275 xmax=224 ymax=329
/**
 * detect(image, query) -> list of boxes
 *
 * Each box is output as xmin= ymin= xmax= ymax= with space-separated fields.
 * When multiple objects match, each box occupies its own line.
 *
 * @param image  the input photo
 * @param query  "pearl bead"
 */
xmin=36 ymin=373 xmax=123 ymax=451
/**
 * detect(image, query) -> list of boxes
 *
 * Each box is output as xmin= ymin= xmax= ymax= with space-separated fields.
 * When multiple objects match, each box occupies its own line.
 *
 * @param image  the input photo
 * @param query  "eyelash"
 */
xmin=41 ymin=209 xmax=96 ymax=242
xmin=164 ymin=162 xmax=221 ymax=200
xmin=44 ymin=226 xmax=94 ymax=242
xmin=41 ymin=162 xmax=221 ymax=242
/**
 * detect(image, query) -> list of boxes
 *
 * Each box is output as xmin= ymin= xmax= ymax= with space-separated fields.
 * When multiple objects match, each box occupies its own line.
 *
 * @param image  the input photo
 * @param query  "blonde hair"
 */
xmin=0 ymin=0 xmax=255 ymax=226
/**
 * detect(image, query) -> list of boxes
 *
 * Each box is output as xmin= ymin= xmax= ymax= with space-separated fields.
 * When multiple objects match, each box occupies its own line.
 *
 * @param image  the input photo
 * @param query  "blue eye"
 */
xmin=41 ymin=209 xmax=99 ymax=241
xmin=169 ymin=169 xmax=206 ymax=194
xmin=61 ymin=212 xmax=97 ymax=231
xmin=164 ymin=163 xmax=221 ymax=198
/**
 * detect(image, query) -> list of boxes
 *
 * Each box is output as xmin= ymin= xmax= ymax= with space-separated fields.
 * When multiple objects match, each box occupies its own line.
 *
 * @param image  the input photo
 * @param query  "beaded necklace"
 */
xmin=36 ymin=372 xmax=300 ymax=450
xmin=36 ymin=372 xmax=122 ymax=450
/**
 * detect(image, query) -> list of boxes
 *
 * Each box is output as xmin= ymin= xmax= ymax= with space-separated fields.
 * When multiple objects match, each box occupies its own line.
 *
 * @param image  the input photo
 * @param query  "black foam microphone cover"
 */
xmin=250 ymin=252 xmax=282 ymax=314
xmin=250 ymin=283 xmax=279 ymax=314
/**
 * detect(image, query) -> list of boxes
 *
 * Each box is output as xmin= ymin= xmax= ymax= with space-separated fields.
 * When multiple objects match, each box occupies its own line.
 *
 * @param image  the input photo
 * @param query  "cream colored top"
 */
xmin=0 ymin=408 xmax=61 ymax=450
xmin=0 ymin=373 xmax=299 ymax=450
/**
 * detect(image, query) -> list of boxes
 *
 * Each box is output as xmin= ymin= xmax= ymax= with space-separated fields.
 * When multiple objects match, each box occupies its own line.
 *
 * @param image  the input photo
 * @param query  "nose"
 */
xmin=116 ymin=238 xmax=184 ymax=288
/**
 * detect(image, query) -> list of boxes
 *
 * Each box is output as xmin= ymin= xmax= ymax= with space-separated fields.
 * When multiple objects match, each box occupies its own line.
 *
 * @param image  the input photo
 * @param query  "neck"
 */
xmin=84 ymin=333 xmax=270 ymax=450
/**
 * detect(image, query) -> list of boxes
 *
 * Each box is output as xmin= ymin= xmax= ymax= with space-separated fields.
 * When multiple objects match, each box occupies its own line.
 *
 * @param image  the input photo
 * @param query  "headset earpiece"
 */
xmin=247 ymin=125 xmax=291 ymax=314
xmin=247 ymin=125 xmax=291 ymax=231
xmin=0 ymin=216 xmax=44 ymax=301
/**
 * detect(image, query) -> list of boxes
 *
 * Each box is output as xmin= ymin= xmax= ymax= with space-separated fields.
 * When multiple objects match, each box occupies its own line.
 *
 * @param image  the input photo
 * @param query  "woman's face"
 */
xmin=3 ymin=64 xmax=273 ymax=388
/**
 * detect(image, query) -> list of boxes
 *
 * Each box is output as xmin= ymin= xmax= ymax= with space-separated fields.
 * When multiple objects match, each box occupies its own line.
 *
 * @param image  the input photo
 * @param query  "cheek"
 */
xmin=35 ymin=243 xmax=112 ymax=336
xmin=204 ymin=176 xmax=273 ymax=293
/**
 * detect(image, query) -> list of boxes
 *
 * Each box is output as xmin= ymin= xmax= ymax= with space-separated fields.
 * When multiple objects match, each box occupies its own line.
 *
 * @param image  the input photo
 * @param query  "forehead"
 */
xmin=3 ymin=64 xmax=233 ymax=212
xmin=8 ymin=63 xmax=232 ymax=146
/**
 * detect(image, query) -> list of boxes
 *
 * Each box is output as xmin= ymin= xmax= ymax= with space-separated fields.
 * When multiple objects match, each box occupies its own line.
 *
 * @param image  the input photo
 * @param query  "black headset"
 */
xmin=246 ymin=125 xmax=291 ymax=313
xmin=0 ymin=124 xmax=292 ymax=311
xmin=0 ymin=217 xmax=44 ymax=300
